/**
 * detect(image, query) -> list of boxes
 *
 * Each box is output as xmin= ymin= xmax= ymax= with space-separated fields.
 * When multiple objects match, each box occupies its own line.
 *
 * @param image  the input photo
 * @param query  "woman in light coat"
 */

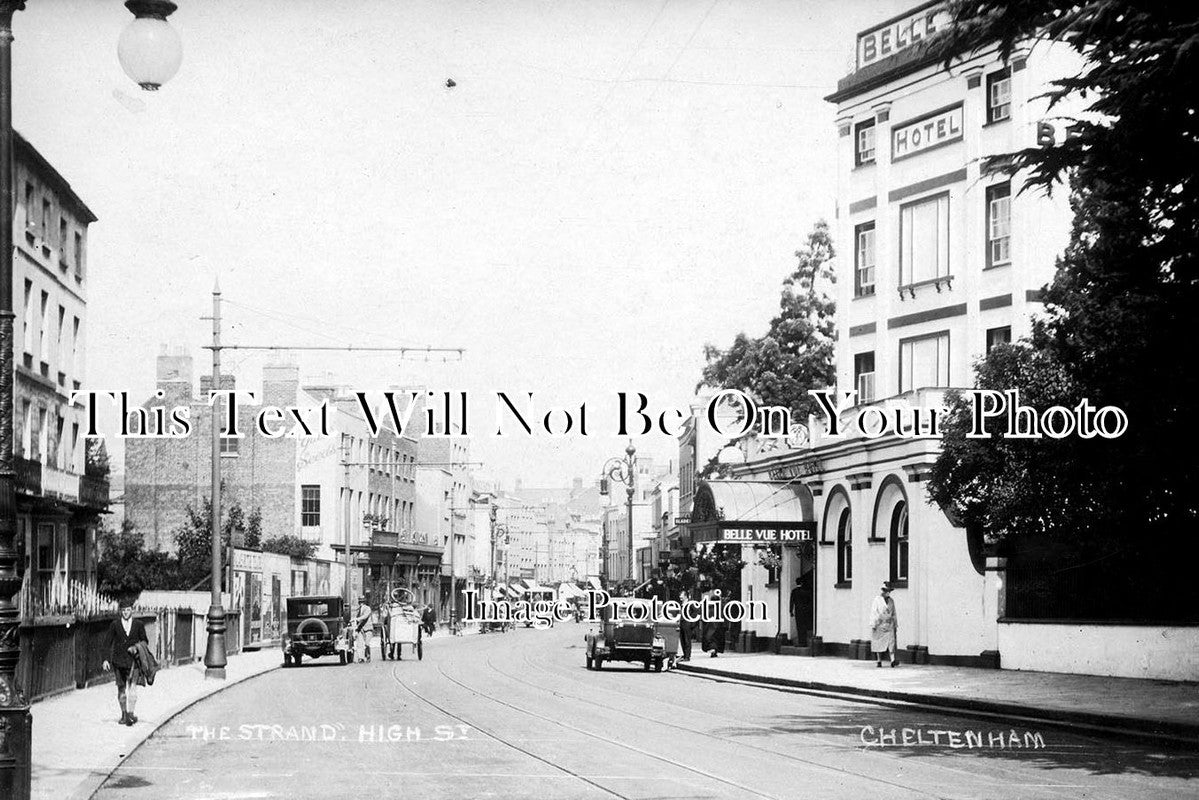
xmin=869 ymin=582 xmax=898 ymax=667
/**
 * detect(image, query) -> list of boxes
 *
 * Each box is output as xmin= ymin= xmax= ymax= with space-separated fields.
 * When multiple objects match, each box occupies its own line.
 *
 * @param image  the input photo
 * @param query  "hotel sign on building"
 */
xmin=689 ymin=521 xmax=816 ymax=545
xmin=892 ymin=103 xmax=964 ymax=160
xmin=856 ymin=2 xmax=951 ymax=69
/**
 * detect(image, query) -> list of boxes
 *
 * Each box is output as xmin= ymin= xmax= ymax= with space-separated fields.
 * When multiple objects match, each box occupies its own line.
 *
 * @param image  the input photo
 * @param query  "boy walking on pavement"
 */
xmin=103 ymin=598 xmax=148 ymax=726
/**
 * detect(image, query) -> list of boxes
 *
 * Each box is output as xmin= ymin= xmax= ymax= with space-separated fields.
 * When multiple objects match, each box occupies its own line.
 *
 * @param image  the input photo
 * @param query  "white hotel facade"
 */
xmin=698 ymin=3 xmax=1196 ymax=680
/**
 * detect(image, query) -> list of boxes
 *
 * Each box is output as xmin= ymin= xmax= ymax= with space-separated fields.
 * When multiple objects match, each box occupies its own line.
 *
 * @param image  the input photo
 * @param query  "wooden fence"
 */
xmin=18 ymin=608 xmax=243 ymax=703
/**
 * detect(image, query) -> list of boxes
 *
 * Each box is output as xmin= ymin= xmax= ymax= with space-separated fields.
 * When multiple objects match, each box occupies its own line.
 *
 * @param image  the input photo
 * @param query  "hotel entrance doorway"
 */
xmin=788 ymin=542 xmax=816 ymax=646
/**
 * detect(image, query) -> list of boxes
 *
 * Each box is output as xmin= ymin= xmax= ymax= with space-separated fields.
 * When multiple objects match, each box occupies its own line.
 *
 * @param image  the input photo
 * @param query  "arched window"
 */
xmin=890 ymin=501 xmax=909 ymax=585
xmin=836 ymin=507 xmax=853 ymax=584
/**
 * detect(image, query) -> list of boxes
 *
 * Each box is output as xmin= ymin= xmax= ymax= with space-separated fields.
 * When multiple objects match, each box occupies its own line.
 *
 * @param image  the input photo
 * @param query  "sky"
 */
xmin=14 ymin=0 xmax=911 ymax=489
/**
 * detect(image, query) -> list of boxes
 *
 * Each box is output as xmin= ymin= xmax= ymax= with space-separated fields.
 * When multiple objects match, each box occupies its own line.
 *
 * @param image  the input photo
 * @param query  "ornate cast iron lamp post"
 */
xmin=599 ymin=441 xmax=637 ymax=586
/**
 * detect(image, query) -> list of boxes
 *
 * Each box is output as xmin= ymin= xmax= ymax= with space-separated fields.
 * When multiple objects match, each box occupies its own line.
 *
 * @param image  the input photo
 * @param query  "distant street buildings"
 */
xmin=120 ymin=356 xmax=603 ymax=634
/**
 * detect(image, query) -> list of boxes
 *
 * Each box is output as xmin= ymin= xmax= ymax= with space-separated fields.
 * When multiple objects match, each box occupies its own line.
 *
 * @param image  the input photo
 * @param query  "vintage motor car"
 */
xmin=282 ymin=595 xmax=347 ymax=666
xmin=584 ymin=597 xmax=666 ymax=671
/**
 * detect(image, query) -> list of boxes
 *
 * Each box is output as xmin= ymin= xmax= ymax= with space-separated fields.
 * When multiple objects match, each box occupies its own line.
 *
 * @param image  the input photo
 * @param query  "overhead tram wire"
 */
xmin=221 ymin=297 xmax=431 ymax=350
xmin=221 ymin=297 xmax=361 ymax=347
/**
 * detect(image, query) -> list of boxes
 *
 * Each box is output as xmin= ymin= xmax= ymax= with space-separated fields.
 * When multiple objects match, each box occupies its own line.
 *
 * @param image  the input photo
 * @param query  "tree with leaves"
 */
xmin=925 ymin=1 xmax=1199 ymax=620
xmin=261 ymin=534 xmax=317 ymax=561
xmin=96 ymin=519 xmax=179 ymax=596
xmin=85 ymin=438 xmax=110 ymax=478
xmin=694 ymin=544 xmax=746 ymax=600
xmin=173 ymin=502 xmax=228 ymax=590
xmin=245 ymin=507 xmax=263 ymax=550
xmin=699 ymin=220 xmax=836 ymax=424
xmin=172 ymin=500 xmax=259 ymax=589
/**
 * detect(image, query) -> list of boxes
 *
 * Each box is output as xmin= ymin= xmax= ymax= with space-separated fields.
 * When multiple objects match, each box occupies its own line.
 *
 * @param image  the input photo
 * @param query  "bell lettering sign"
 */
xmin=892 ymin=104 xmax=963 ymax=160
xmin=1037 ymin=120 xmax=1083 ymax=147
xmin=857 ymin=3 xmax=950 ymax=69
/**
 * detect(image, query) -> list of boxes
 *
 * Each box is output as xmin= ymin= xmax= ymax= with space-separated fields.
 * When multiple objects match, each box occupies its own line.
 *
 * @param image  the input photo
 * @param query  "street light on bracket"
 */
xmin=118 ymin=0 xmax=183 ymax=90
xmin=599 ymin=440 xmax=637 ymax=586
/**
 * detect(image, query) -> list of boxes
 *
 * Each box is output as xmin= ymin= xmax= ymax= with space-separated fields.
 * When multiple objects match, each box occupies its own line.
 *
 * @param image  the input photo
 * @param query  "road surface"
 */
xmin=95 ymin=625 xmax=1198 ymax=799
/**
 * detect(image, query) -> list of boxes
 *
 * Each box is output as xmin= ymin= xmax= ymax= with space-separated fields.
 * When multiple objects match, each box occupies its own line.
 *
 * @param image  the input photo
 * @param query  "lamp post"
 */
xmin=599 ymin=441 xmax=637 ymax=586
xmin=0 ymin=2 xmax=182 ymax=794
xmin=488 ymin=506 xmax=497 ymax=587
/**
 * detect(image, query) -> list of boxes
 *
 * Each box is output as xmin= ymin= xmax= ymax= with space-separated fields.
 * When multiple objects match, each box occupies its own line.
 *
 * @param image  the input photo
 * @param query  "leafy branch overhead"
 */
xmin=925 ymin=1 xmax=1199 ymax=620
xmin=699 ymin=220 xmax=836 ymax=424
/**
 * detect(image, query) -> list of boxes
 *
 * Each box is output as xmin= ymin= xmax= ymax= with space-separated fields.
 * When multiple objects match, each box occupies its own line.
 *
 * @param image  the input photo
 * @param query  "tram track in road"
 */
xmin=402 ymin=656 xmax=788 ymax=800
xmin=489 ymin=648 xmax=952 ymax=800
xmin=388 ymin=662 xmax=636 ymax=800
xmin=500 ymin=633 xmax=1161 ymax=800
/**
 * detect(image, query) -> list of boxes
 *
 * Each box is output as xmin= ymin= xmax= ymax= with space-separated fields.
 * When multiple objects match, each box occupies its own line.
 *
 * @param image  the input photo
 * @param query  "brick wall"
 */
xmin=124 ymin=364 xmax=301 ymax=553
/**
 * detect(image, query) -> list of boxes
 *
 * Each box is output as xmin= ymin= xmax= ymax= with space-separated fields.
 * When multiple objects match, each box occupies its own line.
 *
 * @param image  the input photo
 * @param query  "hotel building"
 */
xmin=690 ymin=3 xmax=1180 ymax=675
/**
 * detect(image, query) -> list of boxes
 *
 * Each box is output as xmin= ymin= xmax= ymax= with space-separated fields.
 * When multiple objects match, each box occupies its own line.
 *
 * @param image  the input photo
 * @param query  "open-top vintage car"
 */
xmin=282 ymin=595 xmax=347 ymax=666
xmin=584 ymin=597 xmax=667 ymax=671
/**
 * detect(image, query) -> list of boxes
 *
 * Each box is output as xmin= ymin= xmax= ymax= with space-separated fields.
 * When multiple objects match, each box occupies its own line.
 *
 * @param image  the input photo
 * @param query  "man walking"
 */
xmin=354 ymin=596 xmax=374 ymax=662
xmin=677 ymin=586 xmax=695 ymax=661
xmin=103 ymin=598 xmax=148 ymax=726
xmin=870 ymin=582 xmax=899 ymax=667
xmin=701 ymin=586 xmax=726 ymax=658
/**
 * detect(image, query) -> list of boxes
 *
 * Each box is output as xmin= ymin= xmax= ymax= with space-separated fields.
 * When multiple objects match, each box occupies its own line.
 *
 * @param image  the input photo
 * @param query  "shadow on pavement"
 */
xmin=102 ymin=773 xmax=153 ymax=789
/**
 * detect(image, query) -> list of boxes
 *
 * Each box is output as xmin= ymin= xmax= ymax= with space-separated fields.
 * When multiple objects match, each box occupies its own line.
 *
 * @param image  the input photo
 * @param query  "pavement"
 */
xmin=29 ymin=628 xmax=1199 ymax=800
xmin=29 ymin=624 xmax=480 ymax=800
xmin=676 ymin=651 xmax=1199 ymax=744
xmin=31 ymin=647 xmax=283 ymax=800
xmin=90 ymin=625 xmax=1199 ymax=800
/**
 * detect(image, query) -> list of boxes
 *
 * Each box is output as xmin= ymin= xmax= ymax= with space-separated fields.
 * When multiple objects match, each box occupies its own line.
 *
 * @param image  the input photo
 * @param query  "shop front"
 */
xmin=333 ymin=535 xmax=443 ymax=609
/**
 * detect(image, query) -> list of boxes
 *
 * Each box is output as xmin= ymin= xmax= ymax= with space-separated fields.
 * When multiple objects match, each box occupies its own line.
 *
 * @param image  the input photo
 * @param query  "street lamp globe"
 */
xmin=118 ymin=0 xmax=182 ymax=91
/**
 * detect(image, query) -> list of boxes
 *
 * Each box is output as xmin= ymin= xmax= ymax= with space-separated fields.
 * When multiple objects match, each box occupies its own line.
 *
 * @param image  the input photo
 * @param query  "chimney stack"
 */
xmin=155 ymin=345 xmax=194 ymax=404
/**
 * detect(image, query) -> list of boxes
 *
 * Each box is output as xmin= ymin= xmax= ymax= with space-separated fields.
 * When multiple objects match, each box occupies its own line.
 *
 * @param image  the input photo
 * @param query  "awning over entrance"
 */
xmin=330 ymin=540 xmax=444 ymax=567
xmin=687 ymin=480 xmax=816 ymax=545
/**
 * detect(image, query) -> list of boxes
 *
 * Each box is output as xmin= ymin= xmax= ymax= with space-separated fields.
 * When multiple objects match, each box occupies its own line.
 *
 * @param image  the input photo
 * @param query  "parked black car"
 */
xmin=283 ymin=595 xmax=347 ymax=666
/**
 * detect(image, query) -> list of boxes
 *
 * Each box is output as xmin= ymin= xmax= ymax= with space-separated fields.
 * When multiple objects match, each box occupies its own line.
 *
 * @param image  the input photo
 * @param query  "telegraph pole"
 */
xmin=448 ymin=457 xmax=455 ymax=631
xmin=342 ymin=436 xmax=352 ymax=614
xmin=201 ymin=289 xmax=464 ymax=665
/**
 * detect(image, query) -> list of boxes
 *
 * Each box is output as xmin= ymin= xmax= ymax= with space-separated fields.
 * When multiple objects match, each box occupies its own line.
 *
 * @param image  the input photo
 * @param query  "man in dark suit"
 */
xmin=789 ymin=571 xmax=814 ymax=646
xmin=103 ymin=598 xmax=149 ymax=726
xmin=677 ymin=586 xmax=696 ymax=661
